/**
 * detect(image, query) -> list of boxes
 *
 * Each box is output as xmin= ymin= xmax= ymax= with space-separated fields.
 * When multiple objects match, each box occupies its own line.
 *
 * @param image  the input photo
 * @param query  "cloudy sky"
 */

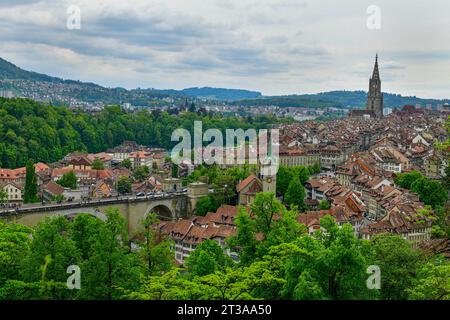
xmin=0 ymin=0 xmax=449 ymax=98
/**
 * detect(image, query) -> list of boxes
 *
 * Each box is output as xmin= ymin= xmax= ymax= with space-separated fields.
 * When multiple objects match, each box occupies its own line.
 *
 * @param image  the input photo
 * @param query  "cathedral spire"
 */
xmin=372 ymin=54 xmax=380 ymax=80
xmin=367 ymin=53 xmax=383 ymax=118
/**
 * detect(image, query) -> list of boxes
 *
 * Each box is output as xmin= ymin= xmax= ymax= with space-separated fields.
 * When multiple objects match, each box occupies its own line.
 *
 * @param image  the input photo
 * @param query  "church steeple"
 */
xmin=372 ymin=54 xmax=380 ymax=80
xmin=367 ymin=54 xmax=383 ymax=118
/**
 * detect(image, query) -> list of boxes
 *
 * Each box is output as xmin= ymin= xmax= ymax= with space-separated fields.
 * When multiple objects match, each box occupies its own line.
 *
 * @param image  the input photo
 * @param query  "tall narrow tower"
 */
xmin=367 ymin=54 xmax=383 ymax=118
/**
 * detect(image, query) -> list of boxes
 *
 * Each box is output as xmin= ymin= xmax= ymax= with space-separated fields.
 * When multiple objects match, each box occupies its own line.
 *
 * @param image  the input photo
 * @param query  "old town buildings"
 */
xmin=0 ymin=143 xmax=170 ymax=206
xmin=157 ymin=205 xmax=240 ymax=264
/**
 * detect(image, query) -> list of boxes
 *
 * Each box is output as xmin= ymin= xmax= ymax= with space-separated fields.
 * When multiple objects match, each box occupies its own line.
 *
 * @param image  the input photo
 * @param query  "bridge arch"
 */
xmin=146 ymin=204 xmax=175 ymax=221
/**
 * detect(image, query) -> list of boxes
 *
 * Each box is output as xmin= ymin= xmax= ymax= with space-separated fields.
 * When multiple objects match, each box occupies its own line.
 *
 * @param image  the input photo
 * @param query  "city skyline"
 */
xmin=0 ymin=0 xmax=449 ymax=99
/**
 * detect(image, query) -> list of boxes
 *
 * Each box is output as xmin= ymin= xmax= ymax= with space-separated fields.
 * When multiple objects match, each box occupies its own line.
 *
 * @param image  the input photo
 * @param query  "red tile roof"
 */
xmin=236 ymin=174 xmax=260 ymax=193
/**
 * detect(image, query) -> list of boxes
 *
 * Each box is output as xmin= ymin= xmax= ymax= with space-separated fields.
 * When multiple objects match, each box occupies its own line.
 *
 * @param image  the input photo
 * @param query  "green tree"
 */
xmin=294 ymin=166 xmax=310 ymax=185
xmin=309 ymin=216 xmax=373 ymax=300
xmin=186 ymin=239 xmax=232 ymax=277
xmin=24 ymin=161 xmax=39 ymax=203
xmin=54 ymin=194 xmax=65 ymax=203
xmin=78 ymin=208 xmax=141 ymax=299
xmin=0 ymin=278 xmax=72 ymax=300
xmin=21 ymin=216 xmax=81 ymax=284
xmin=0 ymin=221 xmax=32 ymax=286
xmin=292 ymin=270 xmax=326 ymax=300
xmin=69 ymin=213 xmax=104 ymax=260
xmin=309 ymin=162 xmax=321 ymax=174
xmin=57 ymin=171 xmax=77 ymax=190
xmin=197 ymin=268 xmax=254 ymax=300
xmin=91 ymin=158 xmax=104 ymax=170
xmin=276 ymin=165 xmax=312 ymax=197
xmin=394 ymin=171 xmax=424 ymax=189
xmin=396 ymin=171 xmax=448 ymax=209
xmin=284 ymin=177 xmax=306 ymax=210
xmin=121 ymin=159 xmax=132 ymax=169
xmin=268 ymin=240 xmax=320 ymax=299
xmin=195 ymin=195 xmax=220 ymax=216
xmin=123 ymin=269 xmax=205 ymax=300
xmin=318 ymin=199 xmax=331 ymax=210
xmin=212 ymin=173 xmax=236 ymax=205
xmin=242 ymin=258 xmax=286 ymax=300
xmin=140 ymin=213 xmax=174 ymax=275
xmin=188 ymin=102 xmax=196 ymax=113
xmin=227 ymin=207 xmax=258 ymax=266
xmin=407 ymin=256 xmax=450 ymax=300
xmin=251 ymin=192 xmax=284 ymax=235
xmin=276 ymin=166 xmax=293 ymax=196
xmin=133 ymin=166 xmax=150 ymax=182
xmin=412 ymin=179 xmax=448 ymax=209
xmin=172 ymin=162 xmax=179 ymax=178
xmin=117 ymin=176 xmax=132 ymax=195
xmin=432 ymin=206 xmax=450 ymax=239
xmin=262 ymin=208 xmax=305 ymax=251
xmin=370 ymin=233 xmax=420 ymax=300
xmin=0 ymin=189 xmax=7 ymax=205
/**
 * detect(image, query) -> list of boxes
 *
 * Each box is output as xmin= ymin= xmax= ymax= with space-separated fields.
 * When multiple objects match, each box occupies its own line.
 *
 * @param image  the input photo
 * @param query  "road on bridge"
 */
xmin=0 ymin=190 xmax=187 ymax=216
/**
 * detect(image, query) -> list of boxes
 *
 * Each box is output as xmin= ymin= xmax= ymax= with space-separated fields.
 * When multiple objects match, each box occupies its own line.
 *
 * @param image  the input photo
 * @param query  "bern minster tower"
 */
xmin=367 ymin=54 xmax=384 ymax=118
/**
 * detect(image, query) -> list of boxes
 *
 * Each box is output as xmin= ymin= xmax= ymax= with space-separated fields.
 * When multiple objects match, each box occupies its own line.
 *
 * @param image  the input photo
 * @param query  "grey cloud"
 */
xmin=0 ymin=0 xmax=448 ymax=97
xmin=388 ymin=51 xmax=450 ymax=61
xmin=0 ymin=0 xmax=42 ymax=6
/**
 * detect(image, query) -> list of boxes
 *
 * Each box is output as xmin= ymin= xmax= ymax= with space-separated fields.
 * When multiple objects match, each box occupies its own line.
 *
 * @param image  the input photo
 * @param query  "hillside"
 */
xmin=0 ymin=58 xmax=262 ymax=104
xmin=0 ymin=57 xmax=448 ymax=107
xmin=232 ymin=91 xmax=450 ymax=109
xmin=180 ymin=87 xmax=262 ymax=100
xmin=0 ymin=58 xmax=187 ymax=106
xmin=0 ymin=58 xmax=62 ymax=83
xmin=142 ymin=87 xmax=262 ymax=101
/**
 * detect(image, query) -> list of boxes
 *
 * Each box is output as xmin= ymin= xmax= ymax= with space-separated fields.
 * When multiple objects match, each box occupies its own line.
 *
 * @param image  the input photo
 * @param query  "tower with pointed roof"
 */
xmin=367 ymin=54 xmax=383 ymax=118
xmin=259 ymin=132 xmax=277 ymax=194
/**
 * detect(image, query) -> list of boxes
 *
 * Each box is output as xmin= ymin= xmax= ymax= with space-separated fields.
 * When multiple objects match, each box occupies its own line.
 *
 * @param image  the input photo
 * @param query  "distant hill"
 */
xmin=232 ymin=90 xmax=450 ymax=109
xmin=180 ymin=87 xmax=261 ymax=101
xmin=0 ymin=57 xmax=448 ymax=107
xmin=0 ymin=57 xmax=184 ymax=106
xmin=0 ymin=57 xmax=260 ymax=104
xmin=0 ymin=57 xmax=62 ymax=83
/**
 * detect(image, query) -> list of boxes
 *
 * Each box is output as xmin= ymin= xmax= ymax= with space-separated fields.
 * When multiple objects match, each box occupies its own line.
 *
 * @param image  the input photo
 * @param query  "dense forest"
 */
xmin=0 ymin=192 xmax=448 ymax=300
xmin=0 ymin=98 xmax=285 ymax=168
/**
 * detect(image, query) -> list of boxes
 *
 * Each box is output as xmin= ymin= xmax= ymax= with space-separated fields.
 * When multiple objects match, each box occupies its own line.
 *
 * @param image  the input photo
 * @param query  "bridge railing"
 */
xmin=0 ymin=191 xmax=187 ymax=217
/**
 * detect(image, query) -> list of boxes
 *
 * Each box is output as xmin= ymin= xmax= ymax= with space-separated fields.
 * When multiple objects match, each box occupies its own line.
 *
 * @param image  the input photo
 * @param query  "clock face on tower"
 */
xmin=266 ymin=177 xmax=272 ymax=184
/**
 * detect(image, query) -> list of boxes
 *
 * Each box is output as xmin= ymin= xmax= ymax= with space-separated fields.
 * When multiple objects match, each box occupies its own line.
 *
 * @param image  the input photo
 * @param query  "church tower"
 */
xmin=260 ymin=132 xmax=277 ymax=194
xmin=367 ymin=54 xmax=383 ymax=118
xmin=261 ymin=161 xmax=277 ymax=193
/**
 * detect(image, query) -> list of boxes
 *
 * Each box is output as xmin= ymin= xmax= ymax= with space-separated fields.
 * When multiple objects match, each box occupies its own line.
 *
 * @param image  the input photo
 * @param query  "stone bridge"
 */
xmin=0 ymin=193 xmax=191 ymax=237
